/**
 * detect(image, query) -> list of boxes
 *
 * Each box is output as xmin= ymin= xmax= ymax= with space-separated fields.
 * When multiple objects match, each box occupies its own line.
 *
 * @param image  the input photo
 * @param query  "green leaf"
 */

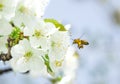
xmin=45 ymin=54 xmax=49 ymax=60
xmin=0 ymin=4 xmax=4 ymax=11
xmin=50 ymin=76 xmax=62 ymax=84
xmin=9 ymin=27 xmax=23 ymax=46
xmin=9 ymin=27 xmax=21 ymax=39
xmin=42 ymin=55 xmax=54 ymax=76
xmin=44 ymin=18 xmax=66 ymax=31
xmin=0 ymin=35 xmax=3 ymax=38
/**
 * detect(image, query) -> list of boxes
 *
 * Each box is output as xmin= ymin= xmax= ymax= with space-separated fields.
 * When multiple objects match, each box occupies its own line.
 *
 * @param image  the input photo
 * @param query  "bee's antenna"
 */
xmin=80 ymin=33 xmax=85 ymax=39
xmin=71 ymin=38 xmax=74 ymax=40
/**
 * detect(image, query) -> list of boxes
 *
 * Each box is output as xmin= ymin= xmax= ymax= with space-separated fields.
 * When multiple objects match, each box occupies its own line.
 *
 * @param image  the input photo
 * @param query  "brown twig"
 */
xmin=0 ymin=37 xmax=12 ymax=61
xmin=0 ymin=68 xmax=12 ymax=75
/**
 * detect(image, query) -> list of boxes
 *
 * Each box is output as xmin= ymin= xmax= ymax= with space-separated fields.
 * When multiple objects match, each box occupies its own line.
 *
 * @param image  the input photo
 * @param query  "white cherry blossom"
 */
xmin=10 ymin=39 xmax=46 ymax=75
xmin=58 ymin=46 xmax=79 ymax=84
xmin=0 ymin=0 xmax=18 ymax=20
xmin=0 ymin=0 xmax=78 ymax=81
xmin=11 ymin=0 xmax=49 ymax=29
xmin=11 ymin=12 xmax=37 ymax=30
xmin=24 ymin=21 xmax=57 ymax=50
xmin=0 ymin=18 xmax=12 ymax=35
xmin=49 ymin=31 xmax=70 ymax=60
xmin=17 ymin=0 xmax=49 ymax=17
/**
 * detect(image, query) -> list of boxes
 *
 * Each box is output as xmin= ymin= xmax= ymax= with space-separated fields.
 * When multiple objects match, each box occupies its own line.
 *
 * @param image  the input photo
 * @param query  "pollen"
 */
xmin=51 ymin=41 xmax=55 ymax=47
xmin=54 ymin=60 xmax=63 ymax=67
xmin=51 ymin=41 xmax=61 ymax=48
xmin=24 ymin=51 xmax=33 ymax=59
xmin=73 ymin=52 xmax=79 ymax=58
xmin=34 ymin=29 xmax=41 ymax=38
xmin=19 ymin=6 xmax=29 ymax=14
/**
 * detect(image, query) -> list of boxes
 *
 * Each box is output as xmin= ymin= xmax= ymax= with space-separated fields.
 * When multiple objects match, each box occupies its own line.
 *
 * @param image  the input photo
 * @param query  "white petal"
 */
xmin=12 ymin=12 xmax=37 ymax=30
xmin=11 ymin=44 xmax=25 ymax=58
xmin=19 ymin=39 xmax=32 ymax=51
xmin=49 ymin=31 xmax=70 ymax=60
xmin=10 ymin=57 xmax=29 ymax=72
xmin=43 ymin=22 xmax=58 ymax=36
xmin=23 ymin=26 xmax=34 ymax=36
xmin=11 ymin=39 xmax=32 ymax=58
xmin=30 ymin=37 xmax=49 ymax=51
xmin=0 ymin=18 xmax=12 ymax=35
xmin=0 ymin=0 xmax=18 ymax=20
xmin=28 ymin=56 xmax=44 ymax=71
xmin=24 ymin=0 xmax=49 ymax=17
xmin=65 ymin=24 xmax=71 ymax=30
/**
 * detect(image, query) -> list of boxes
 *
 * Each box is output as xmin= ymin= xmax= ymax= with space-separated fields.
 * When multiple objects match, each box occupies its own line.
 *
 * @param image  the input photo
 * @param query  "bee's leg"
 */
xmin=78 ymin=45 xmax=83 ymax=49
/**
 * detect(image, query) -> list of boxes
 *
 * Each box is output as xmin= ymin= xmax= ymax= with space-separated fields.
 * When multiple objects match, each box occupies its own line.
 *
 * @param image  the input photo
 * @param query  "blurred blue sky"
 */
xmin=0 ymin=0 xmax=120 ymax=84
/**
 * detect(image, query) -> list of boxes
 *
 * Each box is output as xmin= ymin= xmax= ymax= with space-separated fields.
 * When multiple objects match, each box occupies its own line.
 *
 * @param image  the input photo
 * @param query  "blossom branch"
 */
xmin=0 ymin=38 xmax=12 ymax=61
xmin=0 ymin=68 xmax=12 ymax=75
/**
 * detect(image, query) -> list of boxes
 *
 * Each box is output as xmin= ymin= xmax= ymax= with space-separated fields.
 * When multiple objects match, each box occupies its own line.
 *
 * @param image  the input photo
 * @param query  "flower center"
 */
xmin=54 ymin=60 xmax=63 ymax=67
xmin=0 ymin=4 xmax=4 ymax=11
xmin=34 ymin=29 xmax=41 ymax=38
xmin=51 ymin=41 xmax=61 ymax=48
xmin=24 ymin=51 xmax=33 ymax=60
xmin=19 ymin=6 xmax=29 ymax=14
xmin=51 ymin=41 xmax=55 ymax=47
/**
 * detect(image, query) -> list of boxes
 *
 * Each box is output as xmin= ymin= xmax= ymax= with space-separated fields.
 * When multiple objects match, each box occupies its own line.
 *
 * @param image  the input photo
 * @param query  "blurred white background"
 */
xmin=0 ymin=0 xmax=120 ymax=84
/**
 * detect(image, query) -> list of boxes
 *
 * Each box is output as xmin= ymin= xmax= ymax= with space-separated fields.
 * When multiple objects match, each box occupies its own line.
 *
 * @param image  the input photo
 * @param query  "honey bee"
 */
xmin=73 ymin=38 xmax=89 ymax=49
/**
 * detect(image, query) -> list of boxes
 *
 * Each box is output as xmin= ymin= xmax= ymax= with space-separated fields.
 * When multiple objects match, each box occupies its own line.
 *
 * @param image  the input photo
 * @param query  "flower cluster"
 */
xmin=50 ymin=46 xmax=79 ymax=84
xmin=0 ymin=0 xmax=74 ymax=77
